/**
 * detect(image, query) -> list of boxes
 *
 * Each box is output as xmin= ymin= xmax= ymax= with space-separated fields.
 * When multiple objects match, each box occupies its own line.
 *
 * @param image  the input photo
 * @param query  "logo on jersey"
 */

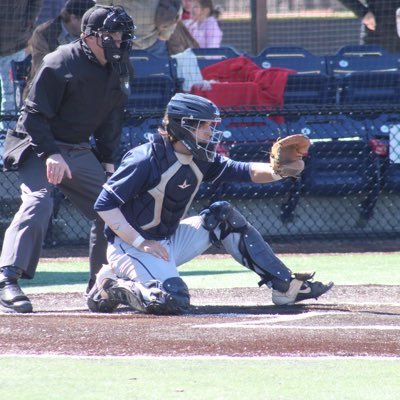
xmin=178 ymin=179 xmax=191 ymax=189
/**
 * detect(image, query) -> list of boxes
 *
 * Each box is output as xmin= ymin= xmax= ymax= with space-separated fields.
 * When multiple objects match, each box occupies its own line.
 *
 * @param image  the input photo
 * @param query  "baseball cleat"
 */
xmin=272 ymin=273 xmax=334 ymax=306
xmin=293 ymin=280 xmax=334 ymax=304
xmin=86 ymin=278 xmax=120 ymax=313
xmin=106 ymin=280 xmax=147 ymax=313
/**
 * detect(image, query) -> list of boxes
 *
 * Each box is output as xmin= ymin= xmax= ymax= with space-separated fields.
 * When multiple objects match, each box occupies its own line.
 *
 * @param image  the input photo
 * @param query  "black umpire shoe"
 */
xmin=0 ymin=266 xmax=32 ymax=313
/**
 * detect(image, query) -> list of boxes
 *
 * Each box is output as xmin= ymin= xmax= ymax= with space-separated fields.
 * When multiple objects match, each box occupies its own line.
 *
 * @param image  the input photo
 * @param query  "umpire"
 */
xmin=0 ymin=5 xmax=135 ymax=313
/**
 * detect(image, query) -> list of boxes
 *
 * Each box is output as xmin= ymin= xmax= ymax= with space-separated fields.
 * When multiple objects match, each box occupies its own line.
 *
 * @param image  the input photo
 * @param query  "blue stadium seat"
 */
xmin=325 ymin=44 xmax=400 ymax=104
xmin=10 ymin=54 xmax=32 ymax=110
xmin=287 ymin=114 xmax=381 ymax=219
xmin=117 ymin=117 xmax=161 ymax=165
xmin=191 ymin=46 xmax=241 ymax=69
xmin=251 ymin=46 xmax=334 ymax=105
xmin=213 ymin=115 xmax=301 ymax=221
xmin=128 ymin=50 xmax=176 ymax=112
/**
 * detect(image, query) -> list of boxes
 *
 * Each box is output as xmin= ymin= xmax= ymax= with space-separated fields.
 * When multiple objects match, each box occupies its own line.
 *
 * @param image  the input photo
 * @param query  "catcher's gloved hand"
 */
xmin=270 ymin=134 xmax=311 ymax=178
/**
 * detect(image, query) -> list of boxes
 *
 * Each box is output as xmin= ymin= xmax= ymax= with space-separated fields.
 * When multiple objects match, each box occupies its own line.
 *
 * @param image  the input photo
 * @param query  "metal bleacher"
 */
xmin=325 ymin=44 xmax=400 ymax=105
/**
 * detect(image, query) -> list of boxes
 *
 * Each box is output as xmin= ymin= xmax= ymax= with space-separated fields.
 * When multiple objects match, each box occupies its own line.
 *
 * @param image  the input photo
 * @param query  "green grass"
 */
xmin=1 ymin=356 xmax=399 ymax=400
xmin=20 ymin=253 xmax=400 ymax=294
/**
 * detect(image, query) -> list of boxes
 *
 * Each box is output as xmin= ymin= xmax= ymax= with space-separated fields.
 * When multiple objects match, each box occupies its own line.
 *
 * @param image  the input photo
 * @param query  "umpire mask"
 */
xmin=82 ymin=5 xmax=135 ymax=64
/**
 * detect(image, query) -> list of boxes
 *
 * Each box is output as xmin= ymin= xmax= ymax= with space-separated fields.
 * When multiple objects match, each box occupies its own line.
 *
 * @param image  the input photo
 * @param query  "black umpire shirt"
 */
xmin=15 ymin=39 xmax=127 ymax=164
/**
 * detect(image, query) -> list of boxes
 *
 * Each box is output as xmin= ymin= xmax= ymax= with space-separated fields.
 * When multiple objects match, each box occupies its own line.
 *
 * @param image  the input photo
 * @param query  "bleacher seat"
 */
xmin=191 ymin=46 xmax=241 ymax=69
xmin=10 ymin=54 xmax=32 ymax=110
xmin=128 ymin=50 xmax=176 ymax=112
xmin=287 ymin=114 xmax=381 ymax=219
xmin=251 ymin=46 xmax=334 ymax=105
xmin=325 ymin=44 xmax=400 ymax=104
xmin=117 ymin=117 xmax=161 ymax=165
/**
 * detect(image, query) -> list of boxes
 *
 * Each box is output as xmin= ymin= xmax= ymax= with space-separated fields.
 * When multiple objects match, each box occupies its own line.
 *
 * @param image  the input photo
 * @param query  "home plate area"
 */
xmin=0 ymin=286 xmax=399 ymax=357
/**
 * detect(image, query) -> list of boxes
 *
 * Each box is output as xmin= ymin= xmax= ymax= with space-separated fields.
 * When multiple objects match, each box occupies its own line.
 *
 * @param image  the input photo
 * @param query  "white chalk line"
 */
xmin=193 ymin=323 xmax=400 ymax=330
xmin=1 ymin=354 xmax=400 ymax=361
xmin=191 ymin=310 xmax=400 ymax=329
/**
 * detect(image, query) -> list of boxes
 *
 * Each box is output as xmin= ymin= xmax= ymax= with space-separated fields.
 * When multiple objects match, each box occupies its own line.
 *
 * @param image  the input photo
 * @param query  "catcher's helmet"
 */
xmin=81 ymin=5 xmax=135 ymax=63
xmin=166 ymin=93 xmax=222 ymax=162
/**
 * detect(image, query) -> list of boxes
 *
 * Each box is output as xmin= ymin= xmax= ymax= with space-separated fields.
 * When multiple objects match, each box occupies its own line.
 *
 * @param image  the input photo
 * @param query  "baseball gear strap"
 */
xmin=201 ymin=201 xmax=292 ymax=284
xmin=270 ymin=134 xmax=311 ymax=178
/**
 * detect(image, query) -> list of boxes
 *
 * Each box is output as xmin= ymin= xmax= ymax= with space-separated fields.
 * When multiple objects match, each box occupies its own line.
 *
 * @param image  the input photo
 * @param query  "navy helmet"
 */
xmin=166 ymin=93 xmax=222 ymax=162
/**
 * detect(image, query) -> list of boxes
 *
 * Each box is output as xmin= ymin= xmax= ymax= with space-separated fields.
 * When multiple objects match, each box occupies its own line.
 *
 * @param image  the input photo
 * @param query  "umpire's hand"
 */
xmin=46 ymin=154 xmax=72 ymax=185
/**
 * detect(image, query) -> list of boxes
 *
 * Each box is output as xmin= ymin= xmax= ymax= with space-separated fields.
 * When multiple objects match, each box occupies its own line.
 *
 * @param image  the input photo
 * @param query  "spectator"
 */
xmin=0 ymin=0 xmax=43 ymax=130
xmin=184 ymin=0 xmax=223 ymax=48
xmin=98 ymin=0 xmax=198 ymax=56
xmin=0 ymin=5 xmax=135 ymax=313
xmin=338 ymin=0 xmax=400 ymax=53
xmin=155 ymin=0 xmax=199 ymax=56
xmin=36 ymin=0 xmax=67 ymax=25
xmin=181 ymin=0 xmax=192 ymax=20
xmin=27 ymin=0 xmax=95 ymax=93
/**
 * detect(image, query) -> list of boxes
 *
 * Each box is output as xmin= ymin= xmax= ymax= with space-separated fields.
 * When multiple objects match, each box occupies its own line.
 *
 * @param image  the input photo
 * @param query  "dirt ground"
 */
xmin=1 ymin=284 xmax=399 ymax=357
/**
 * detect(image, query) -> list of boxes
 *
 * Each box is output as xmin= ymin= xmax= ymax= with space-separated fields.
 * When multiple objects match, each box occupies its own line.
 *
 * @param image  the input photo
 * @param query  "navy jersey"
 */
xmin=95 ymin=133 xmax=252 ymax=240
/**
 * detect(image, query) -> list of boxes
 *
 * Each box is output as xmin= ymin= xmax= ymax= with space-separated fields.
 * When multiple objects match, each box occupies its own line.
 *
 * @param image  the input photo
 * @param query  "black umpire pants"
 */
xmin=0 ymin=142 xmax=108 ymax=282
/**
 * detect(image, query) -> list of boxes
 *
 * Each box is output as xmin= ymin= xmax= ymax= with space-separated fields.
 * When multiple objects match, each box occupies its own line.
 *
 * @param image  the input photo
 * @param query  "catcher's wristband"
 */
xmin=132 ymin=235 xmax=145 ymax=248
xmin=265 ymin=164 xmax=283 ymax=181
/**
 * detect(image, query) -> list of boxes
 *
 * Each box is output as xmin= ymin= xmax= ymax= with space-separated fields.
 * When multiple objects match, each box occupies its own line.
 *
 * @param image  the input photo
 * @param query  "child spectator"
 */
xmin=182 ymin=0 xmax=192 ymax=20
xmin=184 ymin=0 xmax=223 ymax=48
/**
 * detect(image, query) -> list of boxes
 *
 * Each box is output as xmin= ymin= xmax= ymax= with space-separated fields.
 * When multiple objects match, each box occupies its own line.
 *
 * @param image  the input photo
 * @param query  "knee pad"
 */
xmin=201 ymin=201 xmax=248 ymax=244
xmin=162 ymin=277 xmax=190 ymax=314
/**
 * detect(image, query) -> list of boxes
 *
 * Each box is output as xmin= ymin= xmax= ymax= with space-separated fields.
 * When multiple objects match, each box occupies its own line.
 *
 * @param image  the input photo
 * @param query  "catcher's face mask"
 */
xmin=167 ymin=118 xmax=223 ymax=162
xmin=180 ymin=118 xmax=223 ymax=162
xmin=166 ymin=93 xmax=222 ymax=161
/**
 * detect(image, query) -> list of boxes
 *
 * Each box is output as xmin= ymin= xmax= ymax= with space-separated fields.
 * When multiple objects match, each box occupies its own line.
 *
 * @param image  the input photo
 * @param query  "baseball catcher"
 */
xmin=87 ymin=93 xmax=333 ymax=315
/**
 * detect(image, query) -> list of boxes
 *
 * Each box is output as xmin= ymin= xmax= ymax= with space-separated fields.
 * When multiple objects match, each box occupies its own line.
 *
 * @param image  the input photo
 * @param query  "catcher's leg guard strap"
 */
xmin=201 ymin=201 xmax=292 ymax=284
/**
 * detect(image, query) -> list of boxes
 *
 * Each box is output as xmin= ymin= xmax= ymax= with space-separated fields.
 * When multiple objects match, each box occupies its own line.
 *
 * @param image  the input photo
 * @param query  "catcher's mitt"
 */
xmin=270 ymin=134 xmax=311 ymax=178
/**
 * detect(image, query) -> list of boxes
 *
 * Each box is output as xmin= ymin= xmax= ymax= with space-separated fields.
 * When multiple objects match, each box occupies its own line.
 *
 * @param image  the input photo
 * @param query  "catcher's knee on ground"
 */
xmin=104 ymin=277 xmax=190 ymax=315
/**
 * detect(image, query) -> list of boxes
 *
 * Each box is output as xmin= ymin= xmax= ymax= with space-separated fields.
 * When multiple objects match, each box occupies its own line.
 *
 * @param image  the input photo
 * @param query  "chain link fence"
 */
xmin=1 ymin=1 xmax=399 ymax=248
xmin=1 ymin=108 xmax=399 ymax=246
